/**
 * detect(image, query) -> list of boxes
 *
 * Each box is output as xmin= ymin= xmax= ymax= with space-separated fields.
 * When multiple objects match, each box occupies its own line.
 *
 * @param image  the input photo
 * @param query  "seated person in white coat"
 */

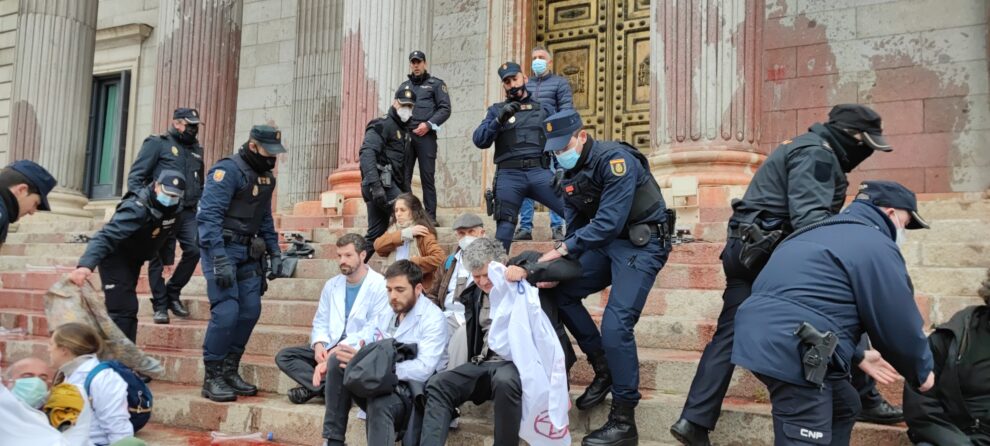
xmin=319 ymin=260 xmax=448 ymax=446
xmin=275 ymin=233 xmax=390 ymax=404
xmin=49 ymin=322 xmax=132 ymax=446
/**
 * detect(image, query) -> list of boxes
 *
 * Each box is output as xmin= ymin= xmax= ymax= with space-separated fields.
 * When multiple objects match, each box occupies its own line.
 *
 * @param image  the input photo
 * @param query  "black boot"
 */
xmin=582 ymin=400 xmax=638 ymax=446
xmin=576 ymin=350 xmax=612 ymax=410
xmin=222 ymin=351 xmax=258 ymax=396
xmin=168 ymin=299 xmax=190 ymax=318
xmin=670 ymin=418 xmax=711 ymax=446
xmin=152 ymin=309 xmax=170 ymax=324
xmin=202 ymin=360 xmax=237 ymax=402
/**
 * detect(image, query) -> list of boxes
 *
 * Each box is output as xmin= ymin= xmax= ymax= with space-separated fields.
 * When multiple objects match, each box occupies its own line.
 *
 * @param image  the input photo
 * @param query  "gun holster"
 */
xmin=377 ymin=163 xmax=393 ymax=189
xmin=485 ymin=188 xmax=495 ymax=216
xmin=793 ymin=322 xmax=839 ymax=387
xmin=248 ymin=237 xmax=267 ymax=260
xmin=738 ymin=219 xmax=786 ymax=270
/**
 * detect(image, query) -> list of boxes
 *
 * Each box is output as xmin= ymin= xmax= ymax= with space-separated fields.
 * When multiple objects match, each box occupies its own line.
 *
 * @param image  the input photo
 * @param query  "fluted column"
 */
xmin=286 ymin=0 xmax=344 ymax=206
xmin=9 ymin=0 xmax=98 ymax=216
xmin=153 ymin=0 xmax=243 ymax=167
xmin=327 ymin=0 xmax=432 ymax=213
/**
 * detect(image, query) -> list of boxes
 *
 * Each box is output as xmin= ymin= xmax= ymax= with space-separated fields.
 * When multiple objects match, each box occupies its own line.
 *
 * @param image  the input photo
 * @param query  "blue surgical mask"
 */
xmin=12 ymin=376 xmax=49 ymax=409
xmin=156 ymin=191 xmax=179 ymax=207
xmin=532 ymin=59 xmax=548 ymax=76
xmin=555 ymin=141 xmax=581 ymax=170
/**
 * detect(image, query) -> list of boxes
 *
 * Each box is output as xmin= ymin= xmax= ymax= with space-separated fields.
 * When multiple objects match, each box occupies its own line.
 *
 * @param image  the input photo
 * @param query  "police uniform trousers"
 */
xmin=322 ymin=355 xmax=417 ymax=445
xmin=200 ymin=241 xmax=263 ymax=361
xmin=403 ymin=132 xmax=438 ymax=220
xmin=148 ymin=206 xmax=200 ymax=310
xmin=275 ymin=345 xmax=326 ymax=395
xmin=420 ymin=360 xmax=522 ymax=446
xmin=493 ymin=166 xmax=565 ymax=251
xmin=552 ymin=235 xmax=670 ymax=404
xmin=361 ymin=182 xmax=404 ymax=261
xmin=755 ymin=373 xmax=862 ymax=446
xmin=98 ymin=252 xmax=146 ymax=343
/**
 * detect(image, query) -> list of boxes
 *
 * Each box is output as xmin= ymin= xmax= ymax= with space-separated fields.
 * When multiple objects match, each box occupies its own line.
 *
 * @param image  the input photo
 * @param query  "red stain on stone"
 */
xmin=337 ymin=28 xmax=382 ymax=169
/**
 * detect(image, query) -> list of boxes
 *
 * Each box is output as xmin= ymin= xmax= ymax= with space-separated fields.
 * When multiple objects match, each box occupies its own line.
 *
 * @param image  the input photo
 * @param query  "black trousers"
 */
xmin=148 ymin=207 xmax=200 ymax=310
xmin=322 ymin=355 xmax=413 ymax=445
xmin=361 ymin=182 xmax=404 ymax=262
xmin=99 ymin=252 xmax=144 ymax=342
xmin=403 ymin=132 xmax=437 ymax=220
xmin=756 ymin=373 xmax=861 ymax=446
xmin=420 ymin=361 xmax=522 ymax=446
xmin=275 ymin=345 xmax=324 ymax=394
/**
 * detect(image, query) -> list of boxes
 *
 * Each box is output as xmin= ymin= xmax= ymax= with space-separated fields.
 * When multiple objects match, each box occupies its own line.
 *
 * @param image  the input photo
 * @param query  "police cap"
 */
xmin=409 ymin=50 xmax=426 ymax=62
xmin=250 ymin=125 xmax=286 ymax=154
xmin=6 ymin=160 xmax=56 ymax=211
xmin=855 ymin=180 xmax=929 ymax=229
xmin=828 ymin=104 xmax=891 ymax=152
xmin=173 ymin=107 xmax=201 ymax=124
xmin=395 ymin=86 xmax=417 ymax=105
xmin=156 ymin=169 xmax=186 ymax=196
xmin=542 ymin=109 xmax=584 ymax=152
xmin=497 ymin=62 xmax=522 ymax=80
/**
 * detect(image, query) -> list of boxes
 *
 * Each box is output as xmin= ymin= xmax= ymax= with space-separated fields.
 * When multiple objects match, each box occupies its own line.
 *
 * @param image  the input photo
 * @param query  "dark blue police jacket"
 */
xmin=731 ymin=200 xmax=933 ymax=388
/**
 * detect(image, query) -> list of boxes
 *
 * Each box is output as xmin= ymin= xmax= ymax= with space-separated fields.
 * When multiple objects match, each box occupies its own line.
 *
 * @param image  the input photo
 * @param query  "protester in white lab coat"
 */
xmin=275 ymin=233 xmax=391 ymax=405
xmin=318 ymin=260 xmax=449 ymax=446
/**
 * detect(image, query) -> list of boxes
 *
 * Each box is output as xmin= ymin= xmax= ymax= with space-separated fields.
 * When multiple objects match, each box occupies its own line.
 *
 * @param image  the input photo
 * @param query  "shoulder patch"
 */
xmin=442 ymin=84 xmax=448 ymax=93
xmin=171 ymin=146 xmax=179 ymax=156
xmin=609 ymin=158 xmax=627 ymax=177
xmin=213 ymin=169 xmax=225 ymax=182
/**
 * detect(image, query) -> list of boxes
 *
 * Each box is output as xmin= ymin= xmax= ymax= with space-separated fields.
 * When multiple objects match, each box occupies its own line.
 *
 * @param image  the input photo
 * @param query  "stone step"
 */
xmin=136 ymin=422 xmax=299 ymax=446
xmin=915 ymin=196 xmax=990 ymax=221
xmin=909 ymin=218 xmax=990 ymax=244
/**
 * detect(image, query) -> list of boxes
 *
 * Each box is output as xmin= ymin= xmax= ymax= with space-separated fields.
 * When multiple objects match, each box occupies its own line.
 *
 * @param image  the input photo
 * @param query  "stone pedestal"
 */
xmin=9 ymin=0 xmax=99 ymax=217
xmin=152 ymin=0 xmax=243 ymax=167
xmin=650 ymin=0 xmax=765 ymax=239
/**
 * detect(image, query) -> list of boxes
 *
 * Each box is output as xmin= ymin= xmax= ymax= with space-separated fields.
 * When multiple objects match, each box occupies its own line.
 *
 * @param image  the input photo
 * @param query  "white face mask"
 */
xmin=397 ymin=107 xmax=413 ymax=122
xmin=891 ymin=212 xmax=907 ymax=248
xmin=458 ymin=235 xmax=477 ymax=251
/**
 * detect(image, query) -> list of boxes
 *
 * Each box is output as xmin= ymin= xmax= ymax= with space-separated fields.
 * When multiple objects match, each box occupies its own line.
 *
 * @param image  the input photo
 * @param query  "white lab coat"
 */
xmin=61 ymin=355 xmax=133 ymax=446
xmin=487 ymin=262 xmax=571 ymax=446
xmin=0 ymin=382 xmax=93 ymax=446
xmin=381 ymin=295 xmax=449 ymax=383
xmin=310 ymin=269 xmax=390 ymax=349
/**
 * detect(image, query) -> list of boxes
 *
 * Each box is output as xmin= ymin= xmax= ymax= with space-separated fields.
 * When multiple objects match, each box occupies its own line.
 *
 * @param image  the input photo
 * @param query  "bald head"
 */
xmin=3 ymin=357 xmax=52 ymax=388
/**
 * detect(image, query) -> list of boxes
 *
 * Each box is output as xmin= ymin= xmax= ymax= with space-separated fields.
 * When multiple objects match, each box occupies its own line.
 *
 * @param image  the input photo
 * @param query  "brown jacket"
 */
xmin=373 ymin=230 xmax=445 ymax=291
xmin=427 ymin=249 xmax=461 ymax=310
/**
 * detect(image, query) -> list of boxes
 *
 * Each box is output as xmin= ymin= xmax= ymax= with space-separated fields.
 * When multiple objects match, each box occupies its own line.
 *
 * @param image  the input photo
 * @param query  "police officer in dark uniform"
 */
xmin=127 ymin=107 xmax=205 ymax=324
xmin=539 ymin=109 xmax=672 ymax=446
xmin=0 ymin=160 xmax=56 ymax=247
xmin=397 ymin=50 xmax=451 ymax=221
xmin=197 ymin=125 xmax=285 ymax=402
xmin=472 ymin=61 xmax=565 ymax=252
xmin=67 ymin=170 xmax=186 ymax=343
xmin=731 ymin=180 xmax=935 ymax=446
xmin=359 ymin=86 xmax=415 ymax=261
xmin=671 ymin=104 xmax=893 ymax=445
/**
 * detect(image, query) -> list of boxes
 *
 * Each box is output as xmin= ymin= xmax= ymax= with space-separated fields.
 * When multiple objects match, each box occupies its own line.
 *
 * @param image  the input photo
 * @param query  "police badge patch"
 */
xmin=171 ymin=146 xmax=179 ymax=156
xmin=609 ymin=159 xmax=627 ymax=176
xmin=213 ymin=170 xmax=225 ymax=182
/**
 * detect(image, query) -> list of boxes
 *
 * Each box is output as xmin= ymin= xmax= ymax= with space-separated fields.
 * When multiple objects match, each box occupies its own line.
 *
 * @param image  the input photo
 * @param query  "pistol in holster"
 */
xmin=377 ymin=163 xmax=393 ymax=189
xmin=793 ymin=322 xmax=838 ymax=387
xmin=485 ymin=174 xmax=498 ymax=217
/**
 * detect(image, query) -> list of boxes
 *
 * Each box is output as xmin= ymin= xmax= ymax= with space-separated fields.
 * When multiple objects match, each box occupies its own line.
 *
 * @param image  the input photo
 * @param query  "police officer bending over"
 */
xmin=539 ymin=110 xmax=672 ymax=446
xmin=127 ymin=107 xmax=204 ymax=324
xmin=672 ymin=104 xmax=893 ymax=445
xmin=0 ymin=160 xmax=56 ymax=247
xmin=731 ymin=180 xmax=935 ymax=446
xmin=197 ymin=125 xmax=285 ymax=402
xmin=68 ymin=170 xmax=186 ymax=343
xmin=472 ymin=61 xmax=565 ymax=251
xmin=360 ymin=86 xmax=415 ymax=261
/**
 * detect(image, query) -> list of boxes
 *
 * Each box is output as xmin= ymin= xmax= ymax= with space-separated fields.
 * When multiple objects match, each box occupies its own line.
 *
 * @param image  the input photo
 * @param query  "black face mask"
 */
xmin=825 ymin=123 xmax=874 ymax=172
xmin=507 ymin=85 xmax=527 ymax=102
xmin=171 ymin=124 xmax=199 ymax=145
xmin=240 ymin=146 xmax=276 ymax=173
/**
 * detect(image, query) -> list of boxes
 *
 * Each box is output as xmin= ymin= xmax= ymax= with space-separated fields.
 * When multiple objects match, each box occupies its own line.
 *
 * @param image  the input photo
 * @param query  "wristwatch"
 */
xmin=553 ymin=240 xmax=568 ymax=256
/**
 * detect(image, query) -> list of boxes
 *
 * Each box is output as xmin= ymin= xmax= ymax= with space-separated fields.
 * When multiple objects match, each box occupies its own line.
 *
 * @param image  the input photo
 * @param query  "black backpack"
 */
xmin=84 ymin=360 xmax=153 ymax=432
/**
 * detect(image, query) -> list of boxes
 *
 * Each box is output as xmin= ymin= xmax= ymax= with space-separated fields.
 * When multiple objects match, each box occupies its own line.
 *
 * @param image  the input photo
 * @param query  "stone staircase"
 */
xmin=0 ymin=193 xmax=987 ymax=445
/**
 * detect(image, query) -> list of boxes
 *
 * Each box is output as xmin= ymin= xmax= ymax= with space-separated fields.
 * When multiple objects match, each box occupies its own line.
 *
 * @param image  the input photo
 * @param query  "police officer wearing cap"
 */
xmin=730 ymin=180 xmax=934 ymax=446
xmin=472 ymin=61 xmax=565 ymax=252
xmin=126 ymin=107 xmax=205 ymax=324
xmin=197 ymin=125 xmax=285 ymax=402
xmin=672 ymin=104 xmax=893 ymax=445
xmin=68 ymin=170 xmax=186 ymax=343
xmin=0 ymin=160 xmax=56 ymax=247
xmin=538 ymin=109 xmax=672 ymax=446
xmin=397 ymin=50 xmax=451 ymax=221
xmin=359 ymin=86 xmax=415 ymax=261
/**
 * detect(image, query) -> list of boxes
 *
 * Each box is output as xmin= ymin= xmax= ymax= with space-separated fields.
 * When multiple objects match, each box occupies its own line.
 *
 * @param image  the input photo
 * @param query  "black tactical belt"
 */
xmin=222 ymin=230 xmax=254 ymax=245
xmin=617 ymin=223 xmax=661 ymax=240
xmin=497 ymin=157 xmax=543 ymax=169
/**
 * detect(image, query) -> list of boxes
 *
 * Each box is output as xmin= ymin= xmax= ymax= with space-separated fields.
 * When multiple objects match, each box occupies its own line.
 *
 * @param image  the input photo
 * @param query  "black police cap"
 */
xmin=156 ymin=169 xmax=186 ymax=196
xmin=855 ymin=180 xmax=929 ymax=229
xmin=543 ymin=109 xmax=584 ymax=152
xmin=6 ymin=160 xmax=56 ymax=211
xmin=395 ymin=86 xmax=417 ymax=105
xmin=828 ymin=104 xmax=891 ymax=152
xmin=173 ymin=107 xmax=201 ymax=124
xmin=250 ymin=125 xmax=287 ymax=154
xmin=409 ymin=50 xmax=426 ymax=62
xmin=497 ymin=62 xmax=522 ymax=80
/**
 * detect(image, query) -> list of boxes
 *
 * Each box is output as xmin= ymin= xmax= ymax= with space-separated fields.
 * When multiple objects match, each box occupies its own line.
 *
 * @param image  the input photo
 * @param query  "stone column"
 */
xmin=153 ymin=0 xmax=243 ymax=167
xmin=9 ymin=0 xmax=98 ymax=216
xmin=327 ymin=0 xmax=431 ymax=215
xmin=286 ymin=0 xmax=345 ymax=207
xmin=650 ymin=0 xmax=765 ymax=238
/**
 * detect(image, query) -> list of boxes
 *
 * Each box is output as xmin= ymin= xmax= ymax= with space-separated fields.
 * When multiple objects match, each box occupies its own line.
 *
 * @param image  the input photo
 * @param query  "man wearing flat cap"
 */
xmin=68 ymin=170 xmax=187 ymax=343
xmin=0 ymin=160 xmax=56 ymax=247
xmin=126 ymin=107 xmax=206 ymax=324
xmin=730 ymin=180 xmax=933 ymax=446
xmin=673 ymin=104 xmax=894 ymax=445
xmin=196 ymin=125 xmax=285 ymax=402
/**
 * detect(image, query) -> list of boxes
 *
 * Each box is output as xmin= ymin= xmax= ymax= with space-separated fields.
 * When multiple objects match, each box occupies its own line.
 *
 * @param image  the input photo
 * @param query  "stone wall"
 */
xmin=0 ymin=0 xmax=16 ymax=164
xmin=762 ymin=0 xmax=990 ymax=193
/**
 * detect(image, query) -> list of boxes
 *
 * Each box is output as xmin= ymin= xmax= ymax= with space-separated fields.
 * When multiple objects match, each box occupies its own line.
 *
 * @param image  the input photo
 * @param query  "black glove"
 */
xmin=212 ymin=255 xmax=236 ymax=289
xmin=268 ymin=254 xmax=283 ymax=280
xmin=371 ymin=184 xmax=388 ymax=209
xmin=497 ymin=101 xmax=522 ymax=124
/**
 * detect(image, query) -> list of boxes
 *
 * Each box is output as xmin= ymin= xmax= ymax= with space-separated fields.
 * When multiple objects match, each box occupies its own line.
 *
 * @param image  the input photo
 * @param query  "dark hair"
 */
xmin=336 ymin=233 xmax=367 ymax=253
xmin=390 ymin=193 xmax=436 ymax=235
xmin=0 ymin=167 xmax=39 ymax=194
xmin=384 ymin=259 xmax=424 ymax=287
